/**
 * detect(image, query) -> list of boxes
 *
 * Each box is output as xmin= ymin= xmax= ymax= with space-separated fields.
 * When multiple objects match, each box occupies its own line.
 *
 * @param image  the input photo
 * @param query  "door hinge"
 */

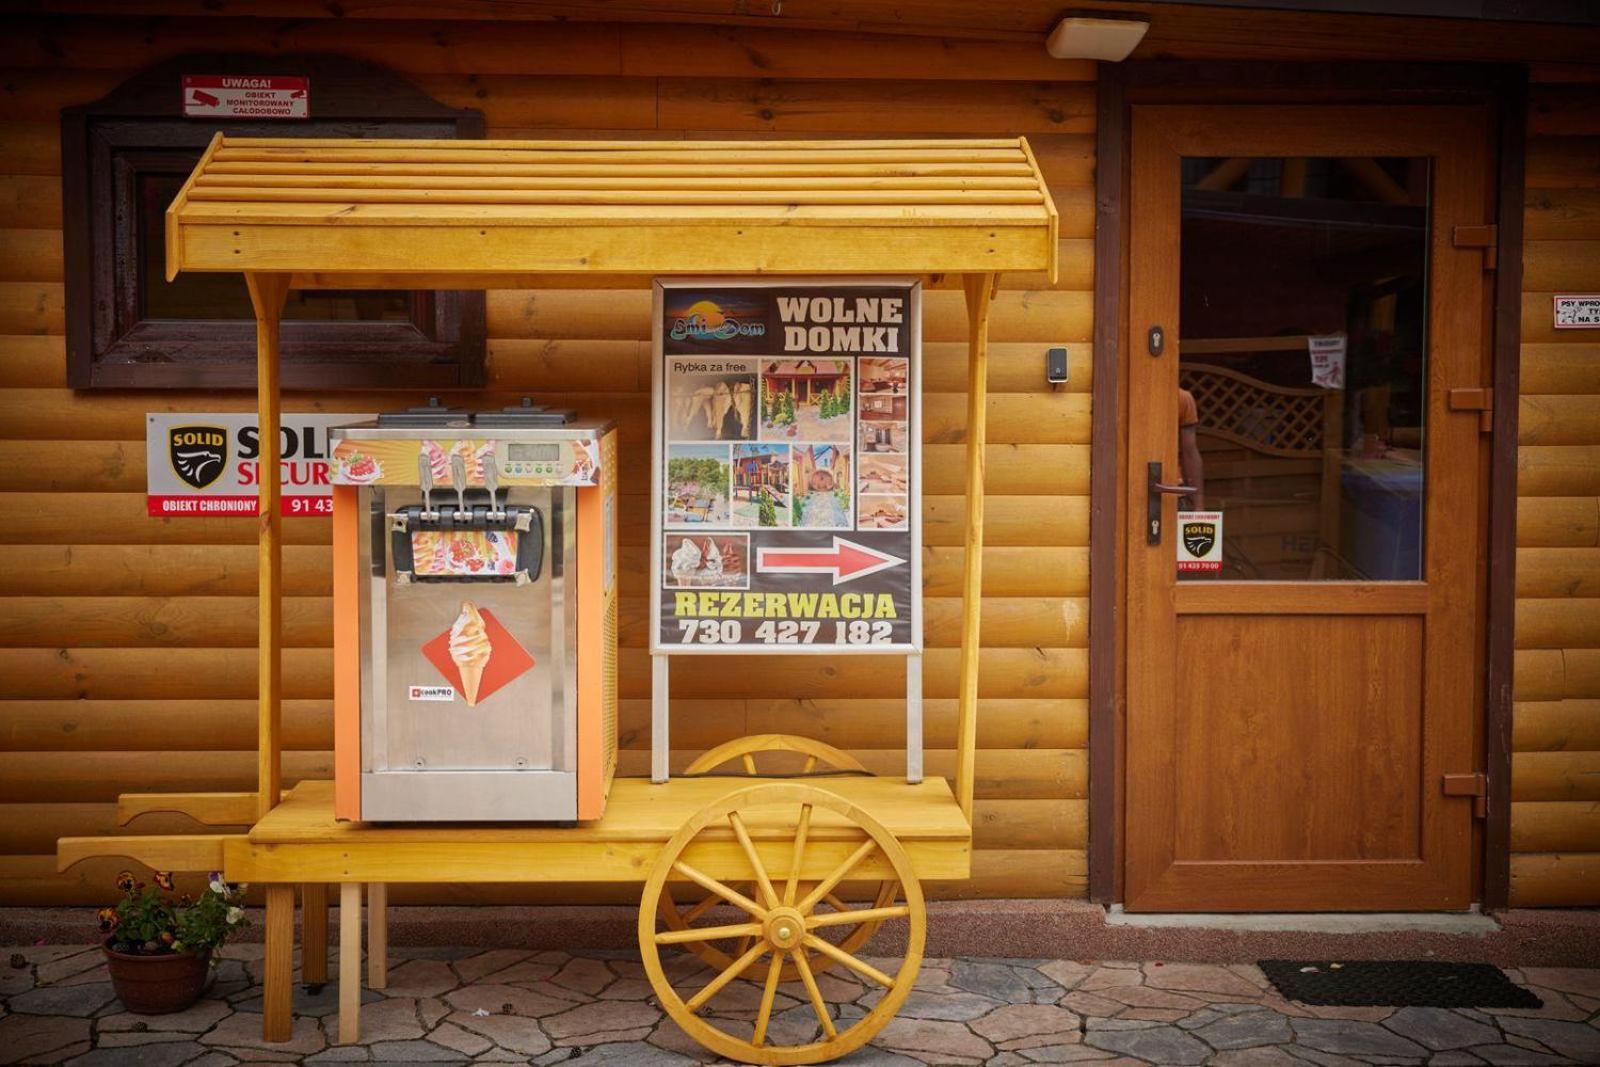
xmin=1442 ymin=772 xmax=1488 ymax=819
xmin=1448 ymin=387 xmax=1494 ymax=433
xmin=1453 ymin=224 xmax=1499 ymax=270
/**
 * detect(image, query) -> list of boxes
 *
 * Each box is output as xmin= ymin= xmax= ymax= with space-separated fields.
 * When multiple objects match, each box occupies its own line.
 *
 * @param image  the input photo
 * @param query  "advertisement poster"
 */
xmin=146 ymin=413 xmax=371 ymax=516
xmin=652 ymin=280 xmax=920 ymax=652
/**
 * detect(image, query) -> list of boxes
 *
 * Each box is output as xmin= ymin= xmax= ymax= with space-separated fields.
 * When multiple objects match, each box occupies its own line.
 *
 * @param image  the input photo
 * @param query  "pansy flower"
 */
xmin=153 ymin=871 xmax=175 ymax=891
xmin=96 ymin=906 xmax=119 ymax=932
xmin=115 ymin=870 xmax=136 ymax=893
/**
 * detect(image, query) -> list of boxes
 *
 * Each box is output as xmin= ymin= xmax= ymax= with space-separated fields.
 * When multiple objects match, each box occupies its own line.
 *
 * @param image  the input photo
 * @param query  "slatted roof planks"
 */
xmin=166 ymin=135 xmax=1058 ymax=285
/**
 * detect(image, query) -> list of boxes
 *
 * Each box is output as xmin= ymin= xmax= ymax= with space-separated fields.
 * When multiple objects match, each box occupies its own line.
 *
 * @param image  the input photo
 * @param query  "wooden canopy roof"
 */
xmin=166 ymin=135 xmax=1058 ymax=285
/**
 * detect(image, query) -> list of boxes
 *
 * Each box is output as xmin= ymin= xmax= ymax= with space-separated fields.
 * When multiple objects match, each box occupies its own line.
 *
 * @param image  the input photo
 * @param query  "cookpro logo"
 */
xmin=168 ymin=425 xmax=228 ymax=490
xmin=668 ymin=299 xmax=766 ymax=342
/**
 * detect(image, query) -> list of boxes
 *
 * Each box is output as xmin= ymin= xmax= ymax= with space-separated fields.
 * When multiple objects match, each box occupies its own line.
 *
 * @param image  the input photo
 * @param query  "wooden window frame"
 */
xmin=62 ymin=53 xmax=487 ymax=390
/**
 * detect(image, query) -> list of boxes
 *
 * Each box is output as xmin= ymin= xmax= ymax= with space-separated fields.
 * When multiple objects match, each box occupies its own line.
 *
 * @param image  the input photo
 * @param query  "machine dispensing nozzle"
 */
xmin=483 ymin=453 xmax=503 ymax=520
xmin=418 ymin=453 xmax=437 ymax=520
xmin=450 ymin=453 xmax=469 ymax=520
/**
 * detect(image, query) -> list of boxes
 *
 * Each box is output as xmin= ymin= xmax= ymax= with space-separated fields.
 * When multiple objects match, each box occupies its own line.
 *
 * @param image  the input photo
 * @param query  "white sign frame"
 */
xmin=1554 ymin=294 xmax=1600 ymax=329
xmin=647 ymin=277 xmax=925 ymax=782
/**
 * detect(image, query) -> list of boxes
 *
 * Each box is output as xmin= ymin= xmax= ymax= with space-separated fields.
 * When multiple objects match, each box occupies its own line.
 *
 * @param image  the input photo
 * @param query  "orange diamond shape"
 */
xmin=420 ymin=606 xmax=536 ymax=707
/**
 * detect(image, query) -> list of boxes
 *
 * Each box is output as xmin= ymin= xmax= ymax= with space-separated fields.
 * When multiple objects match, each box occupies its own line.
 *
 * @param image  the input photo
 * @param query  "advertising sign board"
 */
xmin=146 ymin=412 xmax=371 ymax=516
xmin=650 ymin=279 xmax=921 ymax=654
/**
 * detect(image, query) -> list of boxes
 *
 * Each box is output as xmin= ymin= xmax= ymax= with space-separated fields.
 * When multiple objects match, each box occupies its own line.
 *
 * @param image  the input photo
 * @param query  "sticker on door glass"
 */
xmin=1177 ymin=511 xmax=1223 ymax=573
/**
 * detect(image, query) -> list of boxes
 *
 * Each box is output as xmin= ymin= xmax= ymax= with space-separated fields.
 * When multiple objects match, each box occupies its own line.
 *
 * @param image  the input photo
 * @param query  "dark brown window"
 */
xmin=63 ymin=54 xmax=486 ymax=390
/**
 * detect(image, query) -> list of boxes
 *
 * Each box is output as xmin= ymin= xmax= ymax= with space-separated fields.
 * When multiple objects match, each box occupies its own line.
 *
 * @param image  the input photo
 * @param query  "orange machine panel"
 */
xmin=332 ymin=484 xmax=362 ymax=821
xmin=578 ymin=427 xmax=619 ymax=821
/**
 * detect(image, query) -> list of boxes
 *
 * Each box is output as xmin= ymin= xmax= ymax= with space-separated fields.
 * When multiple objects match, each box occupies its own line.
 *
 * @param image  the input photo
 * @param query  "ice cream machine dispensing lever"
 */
xmin=450 ymin=453 xmax=469 ymax=520
xmin=418 ymin=452 xmax=437 ymax=520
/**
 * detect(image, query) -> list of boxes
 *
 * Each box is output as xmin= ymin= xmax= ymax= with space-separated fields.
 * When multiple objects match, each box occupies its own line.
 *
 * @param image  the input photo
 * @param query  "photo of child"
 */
xmin=791 ymin=443 xmax=852 ymax=529
xmin=665 ymin=444 xmax=731 ymax=526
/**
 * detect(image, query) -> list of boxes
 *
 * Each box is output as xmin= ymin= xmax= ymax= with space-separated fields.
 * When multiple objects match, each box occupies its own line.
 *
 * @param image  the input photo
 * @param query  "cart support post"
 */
xmin=262 ymin=882 xmax=295 ymax=1042
xmin=245 ymin=273 xmax=292 ymax=822
xmin=956 ymin=273 xmax=995 ymax=822
xmin=301 ymin=883 xmax=328 ymax=986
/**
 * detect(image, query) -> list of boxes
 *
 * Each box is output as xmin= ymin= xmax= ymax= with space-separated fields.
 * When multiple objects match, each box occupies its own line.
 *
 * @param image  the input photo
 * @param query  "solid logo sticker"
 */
xmin=168 ymin=425 xmax=228 ymax=490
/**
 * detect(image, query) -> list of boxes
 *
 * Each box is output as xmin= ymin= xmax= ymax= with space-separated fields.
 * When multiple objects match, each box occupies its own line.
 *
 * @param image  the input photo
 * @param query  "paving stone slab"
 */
xmin=1292 ymin=1019 xmax=1430 ymax=1058
xmin=1470 ymin=1045 xmax=1572 ymax=1066
xmin=1144 ymin=963 xmax=1265 ymax=999
xmin=1018 ymin=1046 xmax=1116 ymax=1063
xmin=0 ymin=1013 xmax=94 ymax=1064
xmin=559 ymin=1040 xmax=695 ymax=1066
xmin=304 ymin=1047 xmax=369 ymax=1062
xmin=1209 ymin=1049 xmax=1306 ymax=1066
xmin=876 ymin=1016 xmax=995 ymax=1061
xmin=950 ymin=962 xmax=1037 ymax=1003
xmin=1084 ymin=1024 xmax=1211 ymax=1065
xmin=451 ymin=951 xmax=534 ymax=985
xmin=6 ymin=981 xmax=117 ymax=1017
xmin=63 ymin=1040 xmax=206 ymax=1066
xmin=973 ymin=1004 xmax=1082 ymax=1044
xmin=442 ymin=983 xmax=574 ymax=1019
xmin=98 ymin=997 xmax=232 ymax=1033
xmin=382 ymin=961 xmax=459 ymax=1000
xmin=444 ymin=1010 xmax=553 ymax=1057
xmin=1191 ymin=1008 xmax=1293 ymax=1049
xmin=1496 ymin=1016 xmax=1600 ymax=1061
xmin=201 ymin=1013 xmax=328 ymax=1056
xmin=366 ymin=1040 xmax=468 ymax=1062
xmin=1383 ymin=1007 xmax=1501 ymax=1051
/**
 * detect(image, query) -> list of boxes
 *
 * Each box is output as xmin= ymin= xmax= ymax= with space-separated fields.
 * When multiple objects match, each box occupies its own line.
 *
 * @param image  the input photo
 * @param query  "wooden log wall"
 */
xmin=1512 ymin=73 xmax=1600 ymax=907
xmin=0 ymin=15 xmax=1096 ymax=905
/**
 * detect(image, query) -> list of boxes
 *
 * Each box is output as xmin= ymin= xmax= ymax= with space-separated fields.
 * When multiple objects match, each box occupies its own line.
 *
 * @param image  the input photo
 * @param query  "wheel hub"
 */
xmin=764 ymin=905 xmax=805 ymax=950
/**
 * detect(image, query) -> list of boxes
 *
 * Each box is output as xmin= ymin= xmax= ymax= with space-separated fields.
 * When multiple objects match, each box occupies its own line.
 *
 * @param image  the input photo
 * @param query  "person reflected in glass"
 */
xmin=1178 ymin=386 xmax=1205 ymax=511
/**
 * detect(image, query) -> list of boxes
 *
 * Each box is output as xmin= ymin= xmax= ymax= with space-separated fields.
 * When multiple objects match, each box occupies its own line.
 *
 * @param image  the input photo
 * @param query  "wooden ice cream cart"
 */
xmin=58 ymin=133 xmax=1057 ymax=1065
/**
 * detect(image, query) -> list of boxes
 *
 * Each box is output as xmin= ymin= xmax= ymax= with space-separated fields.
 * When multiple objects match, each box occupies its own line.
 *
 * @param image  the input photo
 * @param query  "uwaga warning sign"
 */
xmin=651 ymin=280 xmax=922 ymax=653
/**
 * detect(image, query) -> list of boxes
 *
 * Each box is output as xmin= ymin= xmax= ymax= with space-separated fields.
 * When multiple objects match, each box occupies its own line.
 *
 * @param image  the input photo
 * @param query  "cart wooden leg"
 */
xmin=339 ymin=882 xmax=362 ymax=1044
xmin=301 ymin=883 xmax=328 ymax=988
xmin=367 ymin=882 xmax=387 ymax=989
xmin=262 ymin=883 xmax=295 ymax=1042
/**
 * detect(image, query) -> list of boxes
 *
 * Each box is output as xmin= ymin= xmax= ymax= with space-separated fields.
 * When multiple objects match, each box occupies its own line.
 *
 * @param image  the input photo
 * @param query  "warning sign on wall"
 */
xmin=183 ymin=75 xmax=309 ymax=120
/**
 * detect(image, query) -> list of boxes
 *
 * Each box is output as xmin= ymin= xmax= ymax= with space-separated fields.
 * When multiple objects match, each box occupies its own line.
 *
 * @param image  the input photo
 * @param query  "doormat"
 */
xmin=1259 ymin=960 xmax=1542 ymax=1009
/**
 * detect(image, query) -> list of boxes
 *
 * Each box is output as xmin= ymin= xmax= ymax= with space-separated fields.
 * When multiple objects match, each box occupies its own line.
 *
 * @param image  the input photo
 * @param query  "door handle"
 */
xmin=1147 ymin=461 xmax=1197 ymax=546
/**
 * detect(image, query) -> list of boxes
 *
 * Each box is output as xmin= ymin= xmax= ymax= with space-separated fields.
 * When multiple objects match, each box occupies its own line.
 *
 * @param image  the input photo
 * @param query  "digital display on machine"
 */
xmin=508 ymin=443 xmax=562 ymax=462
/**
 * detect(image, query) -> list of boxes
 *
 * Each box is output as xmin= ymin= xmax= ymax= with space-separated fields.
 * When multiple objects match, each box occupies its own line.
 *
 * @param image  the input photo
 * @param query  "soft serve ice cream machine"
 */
xmin=329 ymin=400 xmax=618 ymax=822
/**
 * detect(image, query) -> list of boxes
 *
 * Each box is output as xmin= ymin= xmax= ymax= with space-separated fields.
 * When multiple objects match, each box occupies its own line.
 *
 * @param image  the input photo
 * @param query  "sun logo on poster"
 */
xmin=669 ymin=299 xmax=766 ymax=342
xmin=168 ymin=425 xmax=228 ymax=490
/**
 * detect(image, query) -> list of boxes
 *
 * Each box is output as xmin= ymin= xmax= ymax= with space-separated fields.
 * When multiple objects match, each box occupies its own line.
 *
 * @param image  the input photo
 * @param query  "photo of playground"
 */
xmin=792 ymin=443 xmax=853 ymax=528
xmin=760 ymin=358 xmax=853 ymax=441
xmin=729 ymin=443 xmax=792 ymax=527
xmin=663 ymin=532 xmax=749 ymax=589
xmin=666 ymin=360 xmax=756 ymax=441
xmin=664 ymin=444 xmax=730 ymax=526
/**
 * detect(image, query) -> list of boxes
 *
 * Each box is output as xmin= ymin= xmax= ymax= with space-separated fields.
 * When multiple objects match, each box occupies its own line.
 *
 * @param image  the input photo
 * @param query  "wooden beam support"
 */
xmin=339 ymin=882 xmax=362 ymax=1044
xmin=956 ymin=272 xmax=996 ymax=823
xmin=262 ymin=883 xmax=295 ymax=1043
xmin=118 ymin=792 xmax=276 ymax=827
xmin=244 ymin=273 xmax=292 ymax=822
xmin=367 ymin=883 xmax=388 ymax=989
xmin=301 ymin=883 xmax=329 ymax=987
xmin=57 ymin=835 xmax=232 ymax=874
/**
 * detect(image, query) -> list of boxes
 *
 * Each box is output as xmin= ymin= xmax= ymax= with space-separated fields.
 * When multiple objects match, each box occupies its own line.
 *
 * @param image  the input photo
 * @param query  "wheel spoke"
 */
xmin=685 ymin=939 xmax=768 ymax=1014
xmin=729 ymin=812 xmax=779 ymax=909
xmin=679 ymin=890 xmax=723 ymax=924
xmin=654 ymin=921 xmax=763 ymax=945
xmin=807 ymin=904 xmax=909 ymax=929
xmin=671 ymin=861 xmax=767 ymax=918
xmin=742 ymin=753 xmax=758 ymax=775
xmin=797 ymin=838 xmax=877 ymax=914
xmin=803 ymin=934 xmax=894 ymax=988
xmin=752 ymin=950 xmax=785 ymax=1047
xmin=823 ymin=892 xmax=849 ymax=913
xmin=790 ymin=947 xmax=839 ymax=1040
xmin=784 ymin=803 xmax=813 ymax=906
xmin=802 ymin=754 xmax=819 ymax=773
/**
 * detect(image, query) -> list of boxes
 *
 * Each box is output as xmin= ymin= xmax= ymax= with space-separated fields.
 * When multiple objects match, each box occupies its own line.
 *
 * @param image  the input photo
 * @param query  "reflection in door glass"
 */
xmin=1177 ymin=157 xmax=1428 ymax=581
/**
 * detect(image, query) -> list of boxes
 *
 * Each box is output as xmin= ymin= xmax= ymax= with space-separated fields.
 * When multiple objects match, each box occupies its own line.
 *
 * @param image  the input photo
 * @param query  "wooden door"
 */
xmin=1125 ymin=106 xmax=1491 ymax=911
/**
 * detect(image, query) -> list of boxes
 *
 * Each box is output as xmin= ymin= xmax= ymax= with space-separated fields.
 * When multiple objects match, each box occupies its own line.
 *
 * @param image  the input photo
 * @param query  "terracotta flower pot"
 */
xmin=102 ymin=940 xmax=211 ymax=1014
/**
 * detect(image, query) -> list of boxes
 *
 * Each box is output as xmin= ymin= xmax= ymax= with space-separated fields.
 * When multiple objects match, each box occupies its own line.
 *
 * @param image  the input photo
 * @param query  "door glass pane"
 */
xmin=1177 ymin=156 xmax=1429 ymax=581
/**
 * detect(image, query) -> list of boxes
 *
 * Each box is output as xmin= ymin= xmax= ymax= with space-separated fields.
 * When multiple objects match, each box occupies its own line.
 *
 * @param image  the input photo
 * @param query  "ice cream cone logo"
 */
xmin=449 ymin=601 xmax=492 ymax=706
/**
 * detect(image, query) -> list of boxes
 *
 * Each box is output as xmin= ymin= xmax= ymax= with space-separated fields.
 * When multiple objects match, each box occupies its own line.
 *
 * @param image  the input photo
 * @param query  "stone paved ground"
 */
xmin=2 ymin=944 xmax=1598 ymax=1066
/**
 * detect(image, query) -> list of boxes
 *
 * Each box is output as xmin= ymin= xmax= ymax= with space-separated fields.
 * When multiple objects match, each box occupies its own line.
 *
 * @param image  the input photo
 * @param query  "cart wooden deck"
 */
xmin=227 ymin=778 xmax=971 ymax=885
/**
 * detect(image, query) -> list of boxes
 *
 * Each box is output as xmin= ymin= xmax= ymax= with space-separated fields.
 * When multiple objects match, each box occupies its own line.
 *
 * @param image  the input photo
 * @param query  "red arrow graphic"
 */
xmin=756 ymin=537 xmax=905 ymax=585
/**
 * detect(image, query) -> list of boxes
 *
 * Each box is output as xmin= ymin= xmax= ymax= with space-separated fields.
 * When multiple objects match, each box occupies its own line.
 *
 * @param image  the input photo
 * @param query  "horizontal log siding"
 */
xmin=1512 ymin=79 xmax=1600 ymax=907
xmin=0 ymin=15 xmax=1094 ymax=905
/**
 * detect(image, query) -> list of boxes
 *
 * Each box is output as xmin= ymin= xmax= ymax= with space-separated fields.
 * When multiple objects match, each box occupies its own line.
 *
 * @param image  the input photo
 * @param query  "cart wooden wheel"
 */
xmin=668 ymin=736 xmax=895 ymax=982
xmin=639 ymin=782 xmax=925 ymax=1066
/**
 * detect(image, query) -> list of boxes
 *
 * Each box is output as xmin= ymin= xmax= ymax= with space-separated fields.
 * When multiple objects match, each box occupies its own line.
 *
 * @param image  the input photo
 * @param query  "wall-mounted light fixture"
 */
xmin=1046 ymin=12 xmax=1151 ymax=62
